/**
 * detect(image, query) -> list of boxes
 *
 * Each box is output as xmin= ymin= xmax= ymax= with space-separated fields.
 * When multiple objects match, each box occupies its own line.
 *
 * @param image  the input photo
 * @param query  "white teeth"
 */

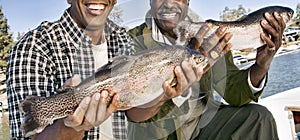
xmin=162 ymin=13 xmax=177 ymax=17
xmin=87 ymin=4 xmax=105 ymax=10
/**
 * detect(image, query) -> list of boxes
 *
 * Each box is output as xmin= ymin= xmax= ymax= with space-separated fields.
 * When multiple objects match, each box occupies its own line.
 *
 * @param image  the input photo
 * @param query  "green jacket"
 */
xmin=127 ymin=22 xmax=265 ymax=140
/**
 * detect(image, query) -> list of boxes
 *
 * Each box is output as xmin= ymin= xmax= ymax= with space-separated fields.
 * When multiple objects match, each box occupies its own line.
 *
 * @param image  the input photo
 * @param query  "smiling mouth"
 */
xmin=161 ymin=13 xmax=178 ymax=18
xmin=85 ymin=3 xmax=107 ymax=16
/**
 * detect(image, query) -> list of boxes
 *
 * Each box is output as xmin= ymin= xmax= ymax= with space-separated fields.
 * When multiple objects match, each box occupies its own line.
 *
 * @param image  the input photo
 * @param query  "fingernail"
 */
xmin=72 ymin=75 xmax=81 ymax=86
xmin=265 ymin=12 xmax=270 ymax=17
xmin=73 ymin=74 xmax=80 ymax=79
xmin=274 ymin=12 xmax=280 ymax=18
xmin=115 ymin=94 xmax=119 ymax=101
xmin=95 ymin=93 xmax=100 ymax=101
xmin=262 ymin=20 xmax=268 ymax=25
xmin=85 ymin=97 xmax=91 ymax=104
xmin=206 ymin=22 xmax=212 ymax=27
xmin=221 ymin=27 xmax=227 ymax=32
xmin=163 ymin=81 xmax=169 ymax=87
xmin=175 ymin=66 xmax=181 ymax=73
xmin=198 ymin=66 xmax=203 ymax=72
xmin=102 ymin=90 xmax=108 ymax=98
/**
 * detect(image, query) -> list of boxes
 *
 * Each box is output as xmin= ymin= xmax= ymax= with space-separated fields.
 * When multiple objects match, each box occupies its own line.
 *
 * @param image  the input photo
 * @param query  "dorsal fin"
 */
xmin=57 ymin=86 xmax=74 ymax=94
xmin=95 ymin=55 xmax=132 ymax=72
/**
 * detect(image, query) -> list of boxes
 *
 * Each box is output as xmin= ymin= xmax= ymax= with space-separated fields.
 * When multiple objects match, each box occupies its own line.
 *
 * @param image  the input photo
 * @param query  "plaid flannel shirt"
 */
xmin=6 ymin=9 xmax=135 ymax=140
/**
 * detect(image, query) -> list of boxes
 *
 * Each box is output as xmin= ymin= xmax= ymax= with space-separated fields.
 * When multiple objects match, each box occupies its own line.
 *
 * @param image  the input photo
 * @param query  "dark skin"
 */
xmin=126 ymin=0 xmax=286 ymax=122
xmin=150 ymin=0 xmax=189 ymax=42
xmin=251 ymin=11 xmax=286 ymax=87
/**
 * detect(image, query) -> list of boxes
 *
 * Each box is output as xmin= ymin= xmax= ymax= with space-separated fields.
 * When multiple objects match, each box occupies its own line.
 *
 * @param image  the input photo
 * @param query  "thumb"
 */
xmin=65 ymin=74 xmax=81 ymax=87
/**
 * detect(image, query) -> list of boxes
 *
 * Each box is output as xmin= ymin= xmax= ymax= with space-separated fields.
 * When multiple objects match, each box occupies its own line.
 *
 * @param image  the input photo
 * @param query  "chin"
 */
xmin=86 ymin=19 xmax=106 ymax=27
xmin=163 ymin=23 xmax=178 ymax=30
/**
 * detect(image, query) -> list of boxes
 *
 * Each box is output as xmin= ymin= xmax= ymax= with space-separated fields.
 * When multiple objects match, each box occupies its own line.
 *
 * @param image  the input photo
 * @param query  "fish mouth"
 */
xmin=283 ymin=10 xmax=294 ymax=26
xmin=192 ymin=54 xmax=208 ymax=68
xmin=287 ymin=11 xmax=294 ymax=20
xmin=289 ymin=11 xmax=294 ymax=16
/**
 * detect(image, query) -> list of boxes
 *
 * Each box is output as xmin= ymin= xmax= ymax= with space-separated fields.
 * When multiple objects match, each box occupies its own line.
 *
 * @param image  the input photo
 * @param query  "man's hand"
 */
xmin=32 ymin=75 xmax=118 ymax=140
xmin=63 ymin=75 xmax=118 ymax=131
xmin=250 ymin=11 xmax=286 ymax=87
xmin=256 ymin=11 xmax=285 ymax=70
xmin=126 ymin=59 xmax=204 ymax=122
xmin=162 ymin=23 xmax=233 ymax=100
xmin=188 ymin=23 xmax=233 ymax=72
xmin=162 ymin=60 xmax=204 ymax=100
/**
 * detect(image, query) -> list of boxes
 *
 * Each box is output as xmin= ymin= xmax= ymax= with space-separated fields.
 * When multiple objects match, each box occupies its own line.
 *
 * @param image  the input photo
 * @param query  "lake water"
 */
xmin=262 ymin=50 xmax=300 ymax=98
xmin=0 ymin=50 xmax=299 ymax=139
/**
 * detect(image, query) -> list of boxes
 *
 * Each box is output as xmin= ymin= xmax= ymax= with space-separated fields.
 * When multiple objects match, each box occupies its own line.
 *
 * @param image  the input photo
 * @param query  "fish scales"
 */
xmin=19 ymin=45 xmax=208 ymax=137
xmin=175 ymin=6 xmax=294 ymax=50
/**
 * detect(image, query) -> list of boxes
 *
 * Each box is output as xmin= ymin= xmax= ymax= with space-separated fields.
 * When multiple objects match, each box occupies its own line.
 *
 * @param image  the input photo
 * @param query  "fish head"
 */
xmin=263 ymin=6 xmax=294 ymax=26
xmin=277 ymin=6 xmax=294 ymax=26
xmin=184 ymin=47 xmax=208 ymax=68
xmin=190 ymin=54 xmax=208 ymax=69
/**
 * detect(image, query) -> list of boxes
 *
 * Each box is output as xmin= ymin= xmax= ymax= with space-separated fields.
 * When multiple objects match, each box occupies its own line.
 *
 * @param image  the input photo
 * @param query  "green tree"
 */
xmin=109 ymin=5 xmax=123 ymax=25
xmin=0 ymin=6 xmax=15 ymax=71
xmin=220 ymin=5 xmax=250 ymax=21
xmin=295 ymin=3 xmax=300 ymax=21
xmin=16 ymin=32 xmax=26 ymax=41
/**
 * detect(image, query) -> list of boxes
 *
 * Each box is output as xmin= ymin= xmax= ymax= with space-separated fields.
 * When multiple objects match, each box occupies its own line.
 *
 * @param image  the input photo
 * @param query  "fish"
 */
xmin=19 ymin=45 xmax=208 ymax=137
xmin=175 ymin=5 xmax=294 ymax=50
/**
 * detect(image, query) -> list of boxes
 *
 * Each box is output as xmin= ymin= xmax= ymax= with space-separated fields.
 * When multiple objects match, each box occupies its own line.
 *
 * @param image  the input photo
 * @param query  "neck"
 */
xmin=83 ymin=26 xmax=105 ymax=45
xmin=68 ymin=9 xmax=106 ymax=45
xmin=159 ymin=28 xmax=177 ymax=45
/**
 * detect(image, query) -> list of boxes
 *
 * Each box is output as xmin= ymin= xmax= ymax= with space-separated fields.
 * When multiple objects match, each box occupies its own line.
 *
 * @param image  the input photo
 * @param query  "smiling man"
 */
xmin=7 ymin=0 xmax=135 ymax=139
xmin=127 ymin=0 xmax=285 ymax=139
xmin=149 ymin=0 xmax=189 ymax=43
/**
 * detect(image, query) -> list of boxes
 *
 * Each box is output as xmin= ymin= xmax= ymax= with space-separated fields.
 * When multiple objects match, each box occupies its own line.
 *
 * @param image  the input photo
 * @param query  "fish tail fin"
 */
xmin=19 ymin=96 xmax=46 ymax=137
xmin=19 ymin=93 xmax=77 ymax=137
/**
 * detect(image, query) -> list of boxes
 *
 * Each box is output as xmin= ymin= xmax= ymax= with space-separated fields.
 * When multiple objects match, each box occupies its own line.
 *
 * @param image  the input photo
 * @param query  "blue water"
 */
xmin=262 ymin=50 xmax=300 ymax=98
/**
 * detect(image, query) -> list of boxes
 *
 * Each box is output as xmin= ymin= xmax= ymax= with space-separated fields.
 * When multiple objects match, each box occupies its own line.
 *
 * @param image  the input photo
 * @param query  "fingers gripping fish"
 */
xmin=175 ymin=6 xmax=294 ymax=50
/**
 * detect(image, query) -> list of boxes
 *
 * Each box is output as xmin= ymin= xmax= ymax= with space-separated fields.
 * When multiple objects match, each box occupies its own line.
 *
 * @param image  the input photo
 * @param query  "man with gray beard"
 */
xmin=126 ymin=0 xmax=284 ymax=139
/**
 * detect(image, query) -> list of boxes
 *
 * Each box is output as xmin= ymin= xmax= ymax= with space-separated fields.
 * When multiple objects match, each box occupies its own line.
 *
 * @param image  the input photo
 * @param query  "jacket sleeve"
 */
xmin=212 ymin=52 xmax=266 ymax=106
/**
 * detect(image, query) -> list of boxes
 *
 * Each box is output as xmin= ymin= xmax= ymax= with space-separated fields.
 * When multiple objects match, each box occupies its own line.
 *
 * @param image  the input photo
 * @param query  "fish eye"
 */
xmin=288 ymin=12 xmax=293 ymax=17
xmin=194 ymin=54 xmax=205 ymax=62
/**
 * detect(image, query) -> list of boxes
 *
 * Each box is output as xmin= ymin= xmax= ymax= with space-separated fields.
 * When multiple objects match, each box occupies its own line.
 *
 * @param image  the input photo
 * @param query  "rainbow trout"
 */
xmin=19 ymin=45 xmax=208 ymax=137
xmin=175 ymin=6 xmax=294 ymax=50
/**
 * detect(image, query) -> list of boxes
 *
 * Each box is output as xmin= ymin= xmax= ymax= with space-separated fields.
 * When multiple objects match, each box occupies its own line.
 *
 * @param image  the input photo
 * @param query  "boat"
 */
xmin=259 ymin=87 xmax=300 ymax=140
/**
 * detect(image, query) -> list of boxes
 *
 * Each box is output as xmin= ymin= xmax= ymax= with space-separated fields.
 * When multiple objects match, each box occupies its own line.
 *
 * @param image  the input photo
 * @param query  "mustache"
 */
xmin=157 ymin=7 xmax=182 ymax=14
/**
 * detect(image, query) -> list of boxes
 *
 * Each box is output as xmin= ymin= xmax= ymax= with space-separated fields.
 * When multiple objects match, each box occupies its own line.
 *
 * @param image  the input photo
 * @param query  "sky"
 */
xmin=0 ymin=0 xmax=299 ymax=40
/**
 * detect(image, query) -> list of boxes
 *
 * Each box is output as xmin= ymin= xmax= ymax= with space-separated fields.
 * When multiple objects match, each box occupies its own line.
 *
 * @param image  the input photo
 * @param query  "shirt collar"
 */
xmin=60 ymin=9 xmax=92 ymax=47
xmin=145 ymin=9 xmax=204 ymax=46
xmin=59 ymin=9 xmax=125 ymax=48
xmin=145 ymin=11 xmax=173 ymax=45
xmin=151 ymin=18 xmax=174 ymax=45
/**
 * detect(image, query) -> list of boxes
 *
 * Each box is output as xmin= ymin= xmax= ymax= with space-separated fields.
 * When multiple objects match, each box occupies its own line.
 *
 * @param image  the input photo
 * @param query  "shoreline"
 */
xmin=233 ymin=41 xmax=300 ymax=69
